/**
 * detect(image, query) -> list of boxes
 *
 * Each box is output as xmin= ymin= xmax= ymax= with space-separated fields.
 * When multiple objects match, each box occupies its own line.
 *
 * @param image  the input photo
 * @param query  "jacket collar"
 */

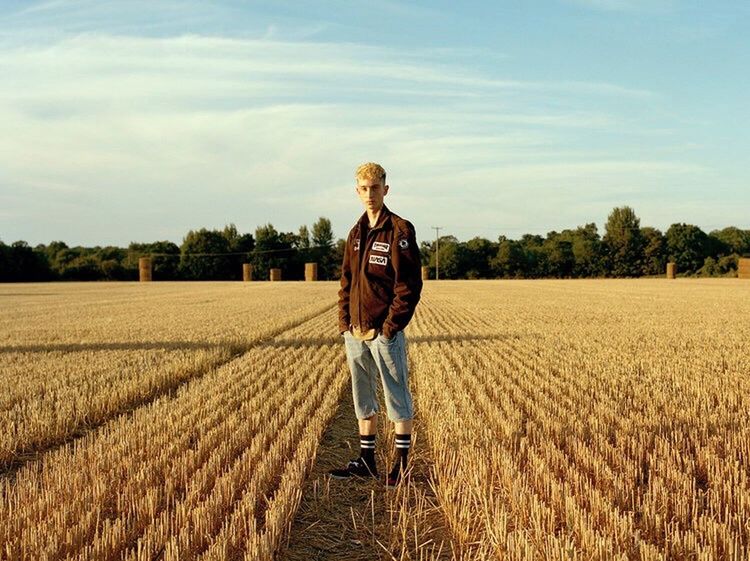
xmin=357 ymin=204 xmax=392 ymax=232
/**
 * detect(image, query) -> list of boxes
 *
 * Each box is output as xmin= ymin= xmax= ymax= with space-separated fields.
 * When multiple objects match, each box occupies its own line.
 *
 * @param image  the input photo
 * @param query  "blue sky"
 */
xmin=1 ymin=0 xmax=747 ymax=247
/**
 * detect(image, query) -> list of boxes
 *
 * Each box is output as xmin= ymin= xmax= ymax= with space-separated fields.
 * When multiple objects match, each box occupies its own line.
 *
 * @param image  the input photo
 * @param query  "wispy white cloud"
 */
xmin=0 ymin=34 xmax=656 ymax=102
xmin=13 ymin=0 xmax=83 ymax=16
xmin=0 ymin=32 xmax=697 ymax=244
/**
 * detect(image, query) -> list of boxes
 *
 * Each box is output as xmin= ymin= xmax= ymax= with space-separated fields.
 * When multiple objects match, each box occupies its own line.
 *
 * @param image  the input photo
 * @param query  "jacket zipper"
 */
xmin=358 ymin=219 xmax=384 ymax=330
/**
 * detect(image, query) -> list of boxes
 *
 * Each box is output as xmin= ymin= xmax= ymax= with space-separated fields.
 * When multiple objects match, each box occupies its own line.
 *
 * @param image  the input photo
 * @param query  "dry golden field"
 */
xmin=0 ymin=282 xmax=336 ymax=472
xmin=1 ymin=279 xmax=749 ymax=560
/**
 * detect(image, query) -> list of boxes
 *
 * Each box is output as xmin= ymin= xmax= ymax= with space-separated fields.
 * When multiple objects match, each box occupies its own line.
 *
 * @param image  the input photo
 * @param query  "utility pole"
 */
xmin=431 ymin=226 xmax=442 ymax=280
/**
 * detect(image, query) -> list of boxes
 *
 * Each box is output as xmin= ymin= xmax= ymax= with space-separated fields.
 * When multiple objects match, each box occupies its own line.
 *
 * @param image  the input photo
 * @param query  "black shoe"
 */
xmin=329 ymin=457 xmax=378 ymax=479
xmin=384 ymin=460 xmax=407 ymax=488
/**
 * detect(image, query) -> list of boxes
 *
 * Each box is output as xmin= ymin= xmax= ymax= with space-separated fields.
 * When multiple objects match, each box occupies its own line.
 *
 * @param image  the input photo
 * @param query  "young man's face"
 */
xmin=356 ymin=176 xmax=389 ymax=214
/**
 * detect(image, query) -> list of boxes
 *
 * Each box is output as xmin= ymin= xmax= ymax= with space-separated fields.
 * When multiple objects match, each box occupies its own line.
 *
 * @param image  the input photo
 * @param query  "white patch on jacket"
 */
xmin=369 ymin=254 xmax=388 ymax=266
xmin=372 ymin=241 xmax=390 ymax=252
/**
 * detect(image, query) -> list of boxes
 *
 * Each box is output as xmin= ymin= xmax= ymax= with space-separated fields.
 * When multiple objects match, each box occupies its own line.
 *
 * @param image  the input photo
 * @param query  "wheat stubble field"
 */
xmin=1 ymin=279 xmax=749 ymax=560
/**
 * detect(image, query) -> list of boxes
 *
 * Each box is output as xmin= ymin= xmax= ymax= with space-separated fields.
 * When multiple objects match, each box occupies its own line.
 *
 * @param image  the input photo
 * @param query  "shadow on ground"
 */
xmin=278 ymin=380 xmax=455 ymax=561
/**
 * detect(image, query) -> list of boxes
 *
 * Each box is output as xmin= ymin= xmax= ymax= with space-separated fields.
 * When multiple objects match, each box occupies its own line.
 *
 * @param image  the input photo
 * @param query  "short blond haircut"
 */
xmin=355 ymin=162 xmax=386 ymax=184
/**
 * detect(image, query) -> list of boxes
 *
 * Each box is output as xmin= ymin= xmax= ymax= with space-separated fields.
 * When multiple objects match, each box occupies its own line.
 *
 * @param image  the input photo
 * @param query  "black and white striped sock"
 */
xmin=360 ymin=434 xmax=376 ymax=466
xmin=394 ymin=433 xmax=411 ymax=471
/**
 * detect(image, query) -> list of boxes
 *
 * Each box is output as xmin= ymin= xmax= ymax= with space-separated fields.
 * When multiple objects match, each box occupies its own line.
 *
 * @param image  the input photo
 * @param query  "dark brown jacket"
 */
xmin=338 ymin=205 xmax=423 ymax=338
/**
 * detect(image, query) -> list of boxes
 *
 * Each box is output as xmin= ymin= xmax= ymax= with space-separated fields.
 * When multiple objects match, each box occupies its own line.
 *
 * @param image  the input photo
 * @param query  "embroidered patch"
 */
xmin=369 ymin=254 xmax=388 ymax=266
xmin=398 ymin=239 xmax=409 ymax=249
xmin=372 ymin=241 xmax=390 ymax=252
xmin=353 ymin=239 xmax=360 ymax=251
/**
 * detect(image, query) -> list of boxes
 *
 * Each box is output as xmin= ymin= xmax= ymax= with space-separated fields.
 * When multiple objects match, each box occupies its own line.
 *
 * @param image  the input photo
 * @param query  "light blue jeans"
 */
xmin=342 ymin=330 xmax=414 ymax=422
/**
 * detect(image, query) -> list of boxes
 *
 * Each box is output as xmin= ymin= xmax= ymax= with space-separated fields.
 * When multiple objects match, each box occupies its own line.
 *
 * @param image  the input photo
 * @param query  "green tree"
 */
xmin=40 ymin=241 xmax=73 ymax=277
xmin=491 ymin=238 xmax=526 ymax=278
xmin=128 ymin=241 xmax=180 ymax=280
xmin=559 ymin=223 xmax=602 ymax=277
xmin=222 ymin=224 xmax=254 ymax=255
xmin=97 ymin=246 xmax=127 ymax=262
xmin=101 ymin=259 xmax=127 ymax=280
xmin=311 ymin=217 xmax=336 ymax=279
xmin=717 ymin=254 xmax=740 ymax=275
xmin=311 ymin=218 xmax=334 ymax=249
xmin=666 ymin=223 xmax=712 ymax=274
xmin=542 ymin=234 xmax=575 ymax=277
xmin=253 ymin=224 xmax=298 ymax=280
xmin=332 ymin=238 xmax=347 ymax=279
xmin=88 ymin=246 xmax=128 ymax=280
xmin=698 ymin=256 xmax=719 ymax=277
xmin=0 ymin=240 xmax=53 ymax=281
xmin=60 ymin=254 xmax=103 ymax=280
xmin=221 ymin=224 xmax=254 ymax=280
xmin=298 ymin=225 xmax=311 ymax=250
xmin=709 ymin=227 xmax=750 ymax=257
xmin=282 ymin=230 xmax=305 ymax=279
xmin=0 ymin=241 xmax=12 ymax=281
xmin=463 ymin=237 xmax=496 ymax=279
xmin=151 ymin=241 xmax=181 ymax=279
xmin=603 ymin=206 xmax=645 ymax=277
xmin=179 ymin=229 xmax=232 ymax=280
xmin=428 ymin=236 xmax=466 ymax=279
xmin=641 ymin=227 xmax=666 ymax=276
xmin=419 ymin=240 xmax=433 ymax=268
xmin=518 ymin=234 xmax=546 ymax=277
xmin=53 ymin=247 xmax=86 ymax=278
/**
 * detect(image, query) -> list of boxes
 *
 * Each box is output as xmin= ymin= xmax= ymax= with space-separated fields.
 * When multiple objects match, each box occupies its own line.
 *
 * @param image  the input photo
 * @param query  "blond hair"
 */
xmin=355 ymin=162 xmax=386 ymax=184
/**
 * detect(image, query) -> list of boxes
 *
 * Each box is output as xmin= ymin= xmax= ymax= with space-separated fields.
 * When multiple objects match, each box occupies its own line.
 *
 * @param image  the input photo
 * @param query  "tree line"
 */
xmin=1 ymin=207 xmax=748 ymax=282
xmin=0 ymin=218 xmax=338 ymax=282
xmin=424 ymin=207 xmax=749 ymax=279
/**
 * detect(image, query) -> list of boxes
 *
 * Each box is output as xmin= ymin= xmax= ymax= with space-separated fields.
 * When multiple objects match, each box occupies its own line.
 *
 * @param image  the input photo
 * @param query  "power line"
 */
xmin=129 ymin=243 xmax=336 ymax=259
xmin=425 ymin=223 xmax=744 ymax=234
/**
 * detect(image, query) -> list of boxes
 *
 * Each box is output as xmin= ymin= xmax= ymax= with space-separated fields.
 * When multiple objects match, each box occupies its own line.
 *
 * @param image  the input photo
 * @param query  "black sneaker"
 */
xmin=384 ymin=460 xmax=407 ymax=488
xmin=329 ymin=457 xmax=378 ymax=479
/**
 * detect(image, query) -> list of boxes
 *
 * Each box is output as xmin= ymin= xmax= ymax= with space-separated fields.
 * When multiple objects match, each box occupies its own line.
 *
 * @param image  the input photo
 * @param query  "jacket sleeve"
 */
xmin=382 ymin=222 xmax=423 ymax=338
xmin=338 ymin=231 xmax=353 ymax=334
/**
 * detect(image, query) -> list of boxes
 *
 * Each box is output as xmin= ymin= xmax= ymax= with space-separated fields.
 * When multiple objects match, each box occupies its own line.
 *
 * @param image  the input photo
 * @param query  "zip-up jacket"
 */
xmin=338 ymin=205 xmax=423 ymax=338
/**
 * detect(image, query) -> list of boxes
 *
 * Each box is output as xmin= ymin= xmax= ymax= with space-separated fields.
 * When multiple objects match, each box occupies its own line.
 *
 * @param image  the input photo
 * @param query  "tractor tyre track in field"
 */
xmin=0 ymin=302 xmax=338 ymax=481
xmin=279 ymin=343 xmax=456 ymax=561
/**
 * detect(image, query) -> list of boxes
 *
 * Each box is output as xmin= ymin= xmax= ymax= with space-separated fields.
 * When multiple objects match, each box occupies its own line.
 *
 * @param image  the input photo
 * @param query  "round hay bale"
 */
xmin=270 ymin=268 xmax=282 ymax=282
xmin=666 ymin=262 xmax=676 ymax=279
xmin=139 ymin=257 xmax=152 ymax=282
xmin=421 ymin=266 xmax=429 ymax=281
xmin=305 ymin=262 xmax=318 ymax=281
xmin=242 ymin=263 xmax=253 ymax=281
xmin=739 ymin=258 xmax=750 ymax=279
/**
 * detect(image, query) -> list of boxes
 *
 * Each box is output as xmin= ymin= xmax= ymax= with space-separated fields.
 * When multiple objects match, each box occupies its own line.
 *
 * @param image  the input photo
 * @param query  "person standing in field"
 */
xmin=329 ymin=162 xmax=423 ymax=487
